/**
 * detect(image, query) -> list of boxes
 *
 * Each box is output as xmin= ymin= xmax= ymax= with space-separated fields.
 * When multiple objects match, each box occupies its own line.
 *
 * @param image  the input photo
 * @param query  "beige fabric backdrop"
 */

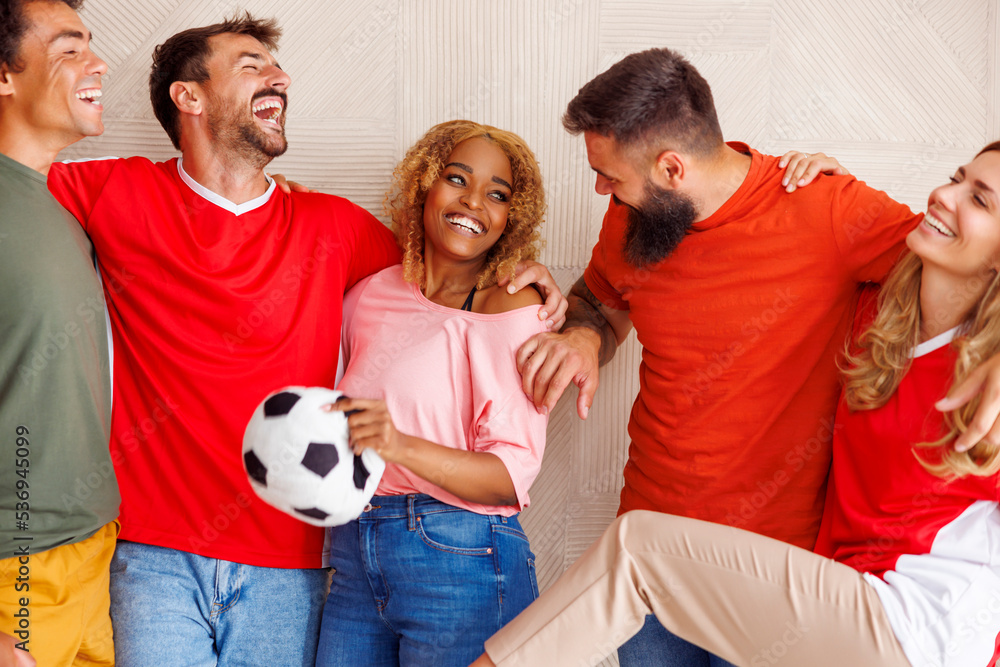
xmin=61 ymin=1 xmax=999 ymax=663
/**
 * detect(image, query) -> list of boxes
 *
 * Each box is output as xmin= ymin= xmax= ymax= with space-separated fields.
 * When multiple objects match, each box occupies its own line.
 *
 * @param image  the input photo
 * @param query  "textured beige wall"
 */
xmin=61 ymin=1 xmax=999 ymax=663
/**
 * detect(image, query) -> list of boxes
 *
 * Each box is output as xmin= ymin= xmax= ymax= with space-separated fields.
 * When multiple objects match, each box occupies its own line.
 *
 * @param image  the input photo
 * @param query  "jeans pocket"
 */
xmin=492 ymin=526 xmax=539 ymax=626
xmin=527 ymin=556 xmax=540 ymax=599
xmin=415 ymin=511 xmax=493 ymax=556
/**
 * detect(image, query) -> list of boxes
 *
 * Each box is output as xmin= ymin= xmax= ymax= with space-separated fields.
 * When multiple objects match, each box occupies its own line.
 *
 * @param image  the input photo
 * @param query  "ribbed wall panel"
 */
xmin=280 ymin=3 xmax=399 ymax=120
xmin=599 ymin=0 xmax=774 ymax=51
xmin=521 ymin=391 xmax=575 ymax=588
xmin=691 ymin=50 xmax=771 ymax=147
xmin=78 ymin=0 xmax=179 ymax=70
xmin=269 ymin=120 xmax=398 ymax=218
xmin=572 ymin=333 xmax=639 ymax=497
xmin=771 ymin=0 xmax=989 ymax=145
xmin=58 ymin=119 xmax=179 ymax=163
xmin=990 ymin=0 xmax=1000 ymax=141
xmin=537 ymin=0 xmax=604 ymax=269
xmin=918 ymin=0 xmax=991 ymax=91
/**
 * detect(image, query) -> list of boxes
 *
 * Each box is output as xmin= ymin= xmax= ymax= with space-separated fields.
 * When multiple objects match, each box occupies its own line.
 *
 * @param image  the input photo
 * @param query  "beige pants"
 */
xmin=484 ymin=511 xmax=911 ymax=667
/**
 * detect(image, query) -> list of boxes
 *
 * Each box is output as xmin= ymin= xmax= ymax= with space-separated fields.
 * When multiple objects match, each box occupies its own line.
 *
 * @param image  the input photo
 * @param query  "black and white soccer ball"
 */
xmin=242 ymin=386 xmax=385 ymax=526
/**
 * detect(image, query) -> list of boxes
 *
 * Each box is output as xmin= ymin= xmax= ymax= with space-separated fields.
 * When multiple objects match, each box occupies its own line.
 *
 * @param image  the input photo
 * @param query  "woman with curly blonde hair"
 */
xmin=317 ymin=121 xmax=551 ymax=667
xmin=474 ymin=143 xmax=1000 ymax=667
xmin=387 ymin=120 xmax=545 ymax=292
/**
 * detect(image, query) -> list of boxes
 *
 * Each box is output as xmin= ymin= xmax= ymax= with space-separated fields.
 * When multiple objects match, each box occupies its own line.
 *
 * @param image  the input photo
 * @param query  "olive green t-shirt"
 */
xmin=0 ymin=152 xmax=118 ymax=559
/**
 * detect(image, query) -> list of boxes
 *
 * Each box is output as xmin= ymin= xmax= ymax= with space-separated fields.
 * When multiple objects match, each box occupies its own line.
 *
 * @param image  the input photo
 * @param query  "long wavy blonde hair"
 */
xmin=842 ymin=142 xmax=1000 ymax=479
xmin=385 ymin=120 xmax=545 ymax=289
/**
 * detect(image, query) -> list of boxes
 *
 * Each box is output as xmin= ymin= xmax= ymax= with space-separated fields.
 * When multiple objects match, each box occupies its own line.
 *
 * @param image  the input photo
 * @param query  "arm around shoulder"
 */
xmin=829 ymin=178 xmax=918 ymax=284
xmin=46 ymin=157 xmax=121 ymax=231
xmin=340 ymin=199 xmax=401 ymax=288
xmin=515 ymin=275 xmax=631 ymax=419
xmin=565 ymin=276 xmax=632 ymax=360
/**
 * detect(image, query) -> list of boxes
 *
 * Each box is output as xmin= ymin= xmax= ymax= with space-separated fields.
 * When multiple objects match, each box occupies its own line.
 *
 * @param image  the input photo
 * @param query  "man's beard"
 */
xmin=206 ymin=88 xmax=289 ymax=169
xmin=621 ymin=179 xmax=697 ymax=268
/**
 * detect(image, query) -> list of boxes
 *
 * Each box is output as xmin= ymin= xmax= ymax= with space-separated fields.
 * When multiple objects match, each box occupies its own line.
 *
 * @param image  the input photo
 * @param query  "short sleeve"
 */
xmin=340 ymin=273 xmax=377 ymax=367
xmin=467 ymin=316 xmax=549 ymax=510
xmin=47 ymin=158 xmax=119 ymax=232
xmin=583 ymin=202 xmax=630 ymax=311
xmin=830 ymin=178 xmax=920 ymax=284
xmin=342 ymin=202 xmax=400 ymax=291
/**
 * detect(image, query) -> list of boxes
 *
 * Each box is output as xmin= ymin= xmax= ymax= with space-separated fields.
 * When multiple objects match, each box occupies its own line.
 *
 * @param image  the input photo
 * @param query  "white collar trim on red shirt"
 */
xmin=913 ymin=326 xmax=960 ymax=358
xmin=176 ymin=157 xmax=275 ymax=216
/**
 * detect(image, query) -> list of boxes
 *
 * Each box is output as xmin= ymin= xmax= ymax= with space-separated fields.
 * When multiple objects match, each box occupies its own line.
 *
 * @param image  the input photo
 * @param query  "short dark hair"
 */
xmin=0 ymin=0 xmax=83 ymax=73
xmin=149 ymin=12 xmax=281 ymax=150
xmin=563 ymin=47 xmax=724 ymax=159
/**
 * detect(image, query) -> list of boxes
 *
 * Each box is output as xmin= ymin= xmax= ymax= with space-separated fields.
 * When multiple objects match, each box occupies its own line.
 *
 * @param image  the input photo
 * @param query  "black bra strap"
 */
xmin=459 ymin=285 xmax=477 ymax=312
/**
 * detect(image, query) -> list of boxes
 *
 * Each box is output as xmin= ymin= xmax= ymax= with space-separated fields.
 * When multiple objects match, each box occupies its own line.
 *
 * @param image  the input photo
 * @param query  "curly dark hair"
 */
xmin=0 ymin=0 xmax=83 ymax=73
xmin=149 ymin=12 xmax=280 ymax=150
xmin=386 ymin=120 xmax=546 ymax=289
xmin=564 ymin=47 xmax=723 ymax=160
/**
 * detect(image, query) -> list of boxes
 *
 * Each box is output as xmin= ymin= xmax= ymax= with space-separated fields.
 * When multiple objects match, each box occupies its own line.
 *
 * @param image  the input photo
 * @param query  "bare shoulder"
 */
xmin=479 ymin=283 xmax=543 ymax=314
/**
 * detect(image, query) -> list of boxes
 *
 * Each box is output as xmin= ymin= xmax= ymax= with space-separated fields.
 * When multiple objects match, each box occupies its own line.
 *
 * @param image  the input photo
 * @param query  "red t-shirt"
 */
xmin=584 ymin=143 xmax=920 ymax=548
xmin=815 ymin=332 xmax=1000 ymax=575
xmin=48 ymin=157 xmax=400 ymax=568
xmin=815 ymin=329 xmax=1000 ymax=667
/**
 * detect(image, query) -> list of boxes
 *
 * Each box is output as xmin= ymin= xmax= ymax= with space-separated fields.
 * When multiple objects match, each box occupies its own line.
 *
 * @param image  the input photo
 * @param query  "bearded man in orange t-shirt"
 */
xmin=515 ymin=47 xmax=1000 ymax=667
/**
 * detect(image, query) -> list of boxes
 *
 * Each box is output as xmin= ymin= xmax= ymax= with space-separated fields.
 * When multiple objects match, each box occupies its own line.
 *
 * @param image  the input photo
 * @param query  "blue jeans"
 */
xmin=316 ymin=494 xmax=539 ymax=667
xmin=618 ymin=615 xmax=738 ymax=667
xmin=109 ymin=540 xmax=328 ymax=666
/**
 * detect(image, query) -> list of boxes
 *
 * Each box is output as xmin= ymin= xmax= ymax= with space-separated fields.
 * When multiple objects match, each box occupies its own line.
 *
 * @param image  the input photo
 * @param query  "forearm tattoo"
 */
xmin=564 ymin=278 xmax=620 ymax=367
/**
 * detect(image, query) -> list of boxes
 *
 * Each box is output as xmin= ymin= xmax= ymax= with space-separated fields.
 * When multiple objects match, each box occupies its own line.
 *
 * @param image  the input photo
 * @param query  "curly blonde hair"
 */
xmin=842 ymin=141 xmax=1000 ymax=479
xmin=385 ymin=120 xmax=545 ymax=289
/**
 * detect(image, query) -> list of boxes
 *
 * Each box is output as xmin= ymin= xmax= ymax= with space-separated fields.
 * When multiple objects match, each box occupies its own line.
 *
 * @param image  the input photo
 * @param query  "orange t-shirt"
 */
xmin=584 ymin=143 xmax=920 ymax=549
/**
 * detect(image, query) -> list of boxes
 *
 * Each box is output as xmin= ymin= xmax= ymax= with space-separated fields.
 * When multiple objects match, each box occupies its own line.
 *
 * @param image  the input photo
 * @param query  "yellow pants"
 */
xmin=0 ymin=521 xmax=118 ymax=666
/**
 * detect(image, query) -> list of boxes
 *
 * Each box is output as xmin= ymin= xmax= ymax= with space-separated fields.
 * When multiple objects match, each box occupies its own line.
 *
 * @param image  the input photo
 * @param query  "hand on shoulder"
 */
xmin=778 ymin=151 xmax=850 ymax=192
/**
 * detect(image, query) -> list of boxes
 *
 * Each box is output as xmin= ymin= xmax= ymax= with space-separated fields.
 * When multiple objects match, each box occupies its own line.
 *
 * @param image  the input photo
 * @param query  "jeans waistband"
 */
xmin=359 ymin=494 xmax=517 ymax=532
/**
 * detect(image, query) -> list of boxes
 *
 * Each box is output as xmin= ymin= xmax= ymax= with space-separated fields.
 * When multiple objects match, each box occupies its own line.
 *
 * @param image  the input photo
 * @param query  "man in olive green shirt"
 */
xmin=0 ymin=1 xmax=118 ymax=664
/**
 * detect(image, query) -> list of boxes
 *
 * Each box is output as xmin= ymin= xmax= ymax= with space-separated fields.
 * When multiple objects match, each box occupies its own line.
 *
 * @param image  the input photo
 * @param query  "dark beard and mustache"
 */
xmin=206 ymin=87 xmax=289 ymax=170
xmin=620 ymin=179 xmax=698 ymax=268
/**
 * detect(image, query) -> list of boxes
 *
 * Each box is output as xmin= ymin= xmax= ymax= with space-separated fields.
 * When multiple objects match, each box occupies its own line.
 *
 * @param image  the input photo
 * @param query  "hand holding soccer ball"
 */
xmin=242 ymin=387 xmax=385 ymax=526
xmin=325 ymin=396 xmax=407 ymax=463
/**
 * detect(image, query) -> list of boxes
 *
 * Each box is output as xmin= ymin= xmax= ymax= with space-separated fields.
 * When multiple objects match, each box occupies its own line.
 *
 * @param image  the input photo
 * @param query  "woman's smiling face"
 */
xmin=907 ymin=149 xmax=1000 ymax=282
xmin=421 ymin=137 xmax=514 ymax=266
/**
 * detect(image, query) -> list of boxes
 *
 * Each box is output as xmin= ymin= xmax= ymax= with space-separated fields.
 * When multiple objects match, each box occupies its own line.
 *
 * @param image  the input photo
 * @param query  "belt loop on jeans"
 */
xmin=407 ymin=494 xmax=416 ymax=531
